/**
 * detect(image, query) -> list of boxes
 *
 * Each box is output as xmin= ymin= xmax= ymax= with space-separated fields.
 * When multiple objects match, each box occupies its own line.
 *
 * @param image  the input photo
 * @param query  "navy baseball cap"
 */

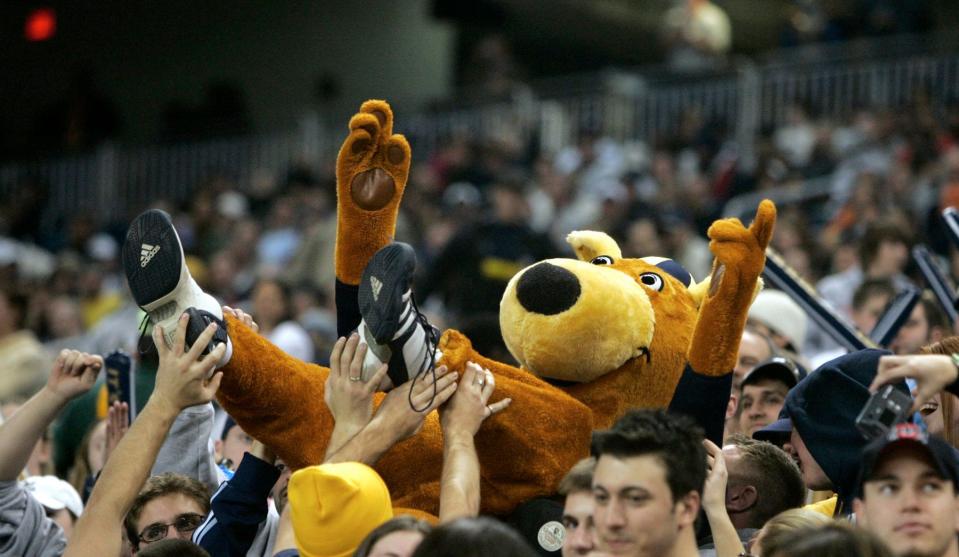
xmin=857 ymin=423 xmax=959 ymax=496
xmin=741 ymin=356 xmax=806 ymax=390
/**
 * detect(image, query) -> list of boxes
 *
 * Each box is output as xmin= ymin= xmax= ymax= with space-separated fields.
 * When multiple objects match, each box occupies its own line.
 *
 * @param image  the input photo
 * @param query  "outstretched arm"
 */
xmin=702 ymin=440 xmax=746 ymax=557
xmin=65 ymin=315 xmax=225 ymax=557
xmin=438 ymin=362 xmax=511 ymax=522
xmin=323 ymin=334 xmax=389 ymax=459
xmin=0 ymin=350 xmax=101 ymax=481
xmin=0 ymin=350 xmax=100 ymax=556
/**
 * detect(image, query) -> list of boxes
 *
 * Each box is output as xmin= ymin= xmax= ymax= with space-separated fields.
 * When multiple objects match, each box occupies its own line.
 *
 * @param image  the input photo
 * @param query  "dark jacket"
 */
xmin=786 ymin=348 xmax=907 ymax=515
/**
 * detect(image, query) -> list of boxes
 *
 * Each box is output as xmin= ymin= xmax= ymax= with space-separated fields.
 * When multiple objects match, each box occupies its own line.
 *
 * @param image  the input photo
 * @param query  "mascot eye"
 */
xmin=590 ymin=256 xmax=614 ymax=266
xmin=639 ymin=273 xmax=664 ymax=291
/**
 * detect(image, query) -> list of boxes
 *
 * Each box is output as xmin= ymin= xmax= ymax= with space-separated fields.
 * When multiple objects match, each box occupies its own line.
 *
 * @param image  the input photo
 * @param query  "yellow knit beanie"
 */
xmin=289 ymin=462 xmax=393 ymax=557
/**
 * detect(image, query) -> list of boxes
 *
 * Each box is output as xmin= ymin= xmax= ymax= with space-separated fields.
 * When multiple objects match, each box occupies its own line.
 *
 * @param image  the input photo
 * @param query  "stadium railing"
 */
xmin=3 ymin=33 xmax=959 ymax=224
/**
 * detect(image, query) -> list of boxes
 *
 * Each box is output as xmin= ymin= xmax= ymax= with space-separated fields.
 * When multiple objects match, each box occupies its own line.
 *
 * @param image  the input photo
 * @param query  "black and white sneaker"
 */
xmin=358 ymin=242 xmax=439 ymax=389
xmin=123 ymin=209 xmax=226 ymax=353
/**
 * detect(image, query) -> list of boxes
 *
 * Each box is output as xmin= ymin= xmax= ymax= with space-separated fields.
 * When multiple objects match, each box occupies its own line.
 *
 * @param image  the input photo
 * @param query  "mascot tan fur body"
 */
xmin=214 ymin=100 xmax=776 ymax=515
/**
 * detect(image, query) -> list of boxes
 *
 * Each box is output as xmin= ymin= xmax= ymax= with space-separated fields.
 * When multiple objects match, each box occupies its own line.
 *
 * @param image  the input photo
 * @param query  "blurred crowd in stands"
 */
xmin=4 ymin=91 xmax=959 ymax=382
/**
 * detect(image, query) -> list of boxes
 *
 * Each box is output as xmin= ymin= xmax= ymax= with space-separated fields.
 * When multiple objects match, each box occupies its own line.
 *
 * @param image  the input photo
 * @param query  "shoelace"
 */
xmin=407 ymin=292 xmax=440 ymax=413
xmin=135 ymin=313 xmax=155 ymax=358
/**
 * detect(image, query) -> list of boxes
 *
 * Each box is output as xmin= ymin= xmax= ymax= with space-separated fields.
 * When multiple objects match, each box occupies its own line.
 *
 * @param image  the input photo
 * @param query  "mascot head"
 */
xmin=499 ymin=231 xmax=710 ymax=384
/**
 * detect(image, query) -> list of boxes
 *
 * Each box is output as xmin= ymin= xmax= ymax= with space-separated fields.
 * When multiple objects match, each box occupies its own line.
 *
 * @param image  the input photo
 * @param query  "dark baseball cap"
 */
xmin=741 ymin=356 xmax=806 ymax=390
xmin=857 ymin=423 xmax=959 ymax=496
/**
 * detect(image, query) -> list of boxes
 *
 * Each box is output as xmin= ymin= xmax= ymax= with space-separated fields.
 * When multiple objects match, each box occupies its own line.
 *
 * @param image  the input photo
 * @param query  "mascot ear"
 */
xmin=687 ymin=277 xmax=711 ymax=308
xmin=567 ymin=231 xmax=623 ymax=262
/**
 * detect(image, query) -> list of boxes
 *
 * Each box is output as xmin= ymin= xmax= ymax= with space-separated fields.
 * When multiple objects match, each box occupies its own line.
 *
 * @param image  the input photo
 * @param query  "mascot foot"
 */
xmin=358 ymin=242 xmax=439 ymax=388
xmin=123 ymin=209 xmax=229 ymax=356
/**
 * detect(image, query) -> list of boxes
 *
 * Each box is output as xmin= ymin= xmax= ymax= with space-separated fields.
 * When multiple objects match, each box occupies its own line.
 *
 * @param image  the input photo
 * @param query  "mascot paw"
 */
xmin=335 ymin=100 xmax=413 ymax=286
xmin=337 ymin=100 xmax=411 ymax=212
xmin=707 ymin=199 xmax=776 ymax=273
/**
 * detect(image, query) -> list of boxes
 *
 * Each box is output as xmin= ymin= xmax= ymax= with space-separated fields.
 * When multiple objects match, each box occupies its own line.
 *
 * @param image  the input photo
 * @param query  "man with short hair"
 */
xmin=722 ymin=435 xmax=805 ymax=530
xmin=891 ymin=290 xmax=948 ymax=356
xmin=724 ymin=330 xmax=776 ymax=440
xmin=736 ymin=358 xmax=802 ymax=436
xmin=591 ymin=409 xmax=704 ymax=557
xmin=124 ymin=473 xmax=211 ymax=553
xmin=697 ymin=434 xmax=805 ymax=556
xmin=558 ymin=457 xmax=606 ymax=557
xmin=853 ymin=423 xmax=959 ymax=557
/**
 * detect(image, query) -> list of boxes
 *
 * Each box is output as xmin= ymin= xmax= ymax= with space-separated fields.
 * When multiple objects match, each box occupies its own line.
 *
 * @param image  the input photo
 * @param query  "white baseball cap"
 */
xmin=748 ymin=289 xmax=808 ymax=349
xmin=22 ymin=475 xmax=83 ymax=518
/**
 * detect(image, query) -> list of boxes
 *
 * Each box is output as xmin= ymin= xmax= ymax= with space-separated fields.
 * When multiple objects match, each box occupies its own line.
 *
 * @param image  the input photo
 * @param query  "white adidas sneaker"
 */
xmin=122 ymin=209 xmax=224 ymax=349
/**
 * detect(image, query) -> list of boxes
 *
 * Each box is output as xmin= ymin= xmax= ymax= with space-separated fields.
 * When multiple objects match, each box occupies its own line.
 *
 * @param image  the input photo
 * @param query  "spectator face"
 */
xmin=738 ymin=379 xmax=789 ymax=436
xmin=919 ymin=394 xmax=959 ymax=441
xmin=873 ymin=240 xmax=909 ymax=277
xmin=135 ymin=494 xmax=206 ymax=548
xmin=366 ymin=530 xmax=425 ymax=557
xmin=252 ymin=281 xmax=286 ymax=329
xmin=593 ymin=454 xmax=695 ymax=556
xmin=891 ymin=304 xmax=933 ymax=356
xmin=785 ymin=430 xmax=831 ymax=491
xmin=746 ymin=321 xmax=791 ymax=352
xmin=271 ymin=458 xmax=292 ymax=513
xmin=854 ymin=444 xmax=959 ymax=557
xmin=852 ymin=292 xmax=892 ymax=334
xmin=562 ymin=490 xmax=606 ymax=556
xmin=733 ymin=331 xmax=772 ymax=390
xmin=218 ymin=424 xmax=253 ymax=469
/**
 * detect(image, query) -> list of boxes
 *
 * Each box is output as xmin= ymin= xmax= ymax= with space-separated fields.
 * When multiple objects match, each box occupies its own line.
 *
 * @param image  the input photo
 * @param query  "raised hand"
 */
xmin=702 ymin=439 xmax=729 ymax=514
xmin=701 ymin=439 xmax=746 ymax=557
xmin=871 ymin=354 xmax=958 ymax=412
xmin=324 ymin=333 xmax=389 ymax=430
xmin=440 ymin=362 xmax=511 ymax=438
xmin=151 ymin=313 xmax=225 ymax=415
xmin=47 ymin=349 xmax=102 ymax=402
xmin=104 ymin=401 xmax=129 ymax=463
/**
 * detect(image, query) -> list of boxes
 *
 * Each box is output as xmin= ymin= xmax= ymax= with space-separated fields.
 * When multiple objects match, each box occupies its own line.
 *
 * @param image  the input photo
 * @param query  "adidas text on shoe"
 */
xmin=140 ymin=243 xmax=161 ymax=267
xmin=358 ymin=243 xmax=417 ymax=345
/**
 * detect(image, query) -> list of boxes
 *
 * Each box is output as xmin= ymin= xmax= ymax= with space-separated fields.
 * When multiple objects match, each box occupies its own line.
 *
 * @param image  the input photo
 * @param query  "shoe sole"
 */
xmin=358 ymin=243 xmax=416 ymax=345
xmin=122 ymin=209 xmax=192 ymax=346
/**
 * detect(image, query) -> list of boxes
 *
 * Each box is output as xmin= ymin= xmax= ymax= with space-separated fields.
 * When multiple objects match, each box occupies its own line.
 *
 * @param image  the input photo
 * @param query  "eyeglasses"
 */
xmin=138 ymin=512 xmax=206 ymax=544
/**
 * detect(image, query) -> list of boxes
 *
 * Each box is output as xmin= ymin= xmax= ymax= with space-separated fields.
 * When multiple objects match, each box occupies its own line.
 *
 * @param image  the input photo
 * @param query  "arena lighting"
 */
xmin=25 ymin=8 xmax=56 ymax=42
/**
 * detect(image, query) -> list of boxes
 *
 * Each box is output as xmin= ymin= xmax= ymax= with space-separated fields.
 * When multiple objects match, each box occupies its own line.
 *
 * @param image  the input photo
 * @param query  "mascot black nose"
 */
xmin=516 ymin=263 xmax=581 ymax=315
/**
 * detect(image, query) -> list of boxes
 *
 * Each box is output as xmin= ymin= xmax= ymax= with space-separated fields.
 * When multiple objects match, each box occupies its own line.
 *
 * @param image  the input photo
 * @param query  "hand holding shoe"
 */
xmin=151 ymin=313 xmax=225 ymax=416
xmin=324 ymin=333 xmax=389 ymax=431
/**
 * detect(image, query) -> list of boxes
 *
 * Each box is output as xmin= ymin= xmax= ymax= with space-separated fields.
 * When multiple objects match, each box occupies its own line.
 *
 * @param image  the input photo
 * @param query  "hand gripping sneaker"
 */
xmin=123 ymin=209 xmax=227 ymax=355
xmin=358 ymin=242 xmax=439 ymax=390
